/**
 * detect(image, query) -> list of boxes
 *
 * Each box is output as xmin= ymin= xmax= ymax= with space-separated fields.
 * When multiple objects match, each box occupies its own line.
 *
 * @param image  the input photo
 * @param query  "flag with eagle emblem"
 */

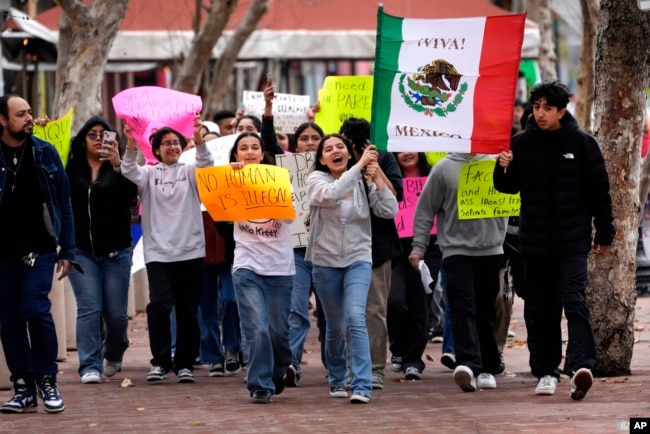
xmin=370 ymin=6 xmax=526 ymax=154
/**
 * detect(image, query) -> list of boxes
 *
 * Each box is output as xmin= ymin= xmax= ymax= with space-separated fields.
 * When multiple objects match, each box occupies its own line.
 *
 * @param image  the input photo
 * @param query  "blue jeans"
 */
xmin=199 ymin=264 xmax=241 ymax=364
xmin=68 ymin=247 xmax=131 ymax=375
xmin=233 ymin=269 xmax=292 ymax=395
xmin=0 ymin=253 xmax=59 ymax=384
xmin=312 ymin=261 xmax=372 ymax=397
xmin=288 ymin=249 xmax=312 ymax=371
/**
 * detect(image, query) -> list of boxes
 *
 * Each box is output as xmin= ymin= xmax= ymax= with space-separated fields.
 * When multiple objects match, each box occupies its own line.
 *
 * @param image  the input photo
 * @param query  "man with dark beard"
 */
xmin=0 ymin=95 xmax=74 ymax=413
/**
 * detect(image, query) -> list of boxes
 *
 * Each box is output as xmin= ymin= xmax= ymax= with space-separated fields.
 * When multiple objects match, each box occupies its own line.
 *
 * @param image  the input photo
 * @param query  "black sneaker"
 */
xmin=177 ymin=368 xmax=195 ymax=384
xmin=404 ymin=366 xmax=422 ymax=381
xmin=225 ymin=350 xmax=241 ymax=376
xmin=146 ymin=365 xmax=170 ymax=382
xmin=250 ymin=390 xmax=272 ymax=404
xmin=273 ymin=375 xmax=286 ymax=395
xmin=36 ymin=375 xmax=65 ymax=413
xmin=0 ymin=379 xmax=37 ymax=413
xmin=286 ymin=364 xmax=300 ymax=387
xmin=390 ymin=355 xmax=403 ymax=372
xmin=209 ymin=363 xmax=225 ymax=377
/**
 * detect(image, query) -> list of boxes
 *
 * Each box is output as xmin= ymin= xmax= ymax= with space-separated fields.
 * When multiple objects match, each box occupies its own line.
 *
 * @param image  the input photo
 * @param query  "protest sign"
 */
xmin=112 ymin=86 xmax=202 ymax=164
xmin=196 ymin=164 xmax=296 ymax=221
xmin=395 ymin=176 xmax=437 ymax=238
xmin=33 ymin=109 xmax=74 ymax=166
xmin=457 ymin=159 xmax=520 ymax=220
xmin=179 ymin=133 xmax=238 ymax=167
xmin=315 ymin=75 xmax=373 ymax=134
xmin=242 ymin=91 xmax=310 ymax=133
xmin=275 ymin=152 xmax=316 ymax=247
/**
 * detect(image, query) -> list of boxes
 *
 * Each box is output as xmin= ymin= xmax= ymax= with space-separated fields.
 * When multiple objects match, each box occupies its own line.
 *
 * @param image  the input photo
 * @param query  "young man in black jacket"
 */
xmin=493 ymin=80 xmax=616 ymax=401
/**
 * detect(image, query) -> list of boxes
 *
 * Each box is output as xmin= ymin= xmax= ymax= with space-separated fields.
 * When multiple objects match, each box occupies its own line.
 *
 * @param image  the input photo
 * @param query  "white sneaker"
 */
xmin=453 ymin=365 xmax=476 ymax=392
xmin=477 ymin=373 xmax=497 ymax=389
xmin=103 ymin=360 xmax=122 ymax=377
xmin=81 ymin=371 xmax=101 ymax=384
xmin=570 ymin=368 xmax=593 ymax=400
xmin=535 ymin=375 xmax=558 ymax=395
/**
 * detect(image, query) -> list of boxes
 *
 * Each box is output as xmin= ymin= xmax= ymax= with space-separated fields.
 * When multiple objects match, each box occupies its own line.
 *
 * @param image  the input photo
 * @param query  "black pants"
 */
xmin=146 ymin=258 xmax=203 ymax=373
xmin=444 ymin=254 xmax=501 ymax=376
xmin=525 ymin=253 xmax=596 ymax=379
xmin=387 ymin=248 xmax=440 ymax=371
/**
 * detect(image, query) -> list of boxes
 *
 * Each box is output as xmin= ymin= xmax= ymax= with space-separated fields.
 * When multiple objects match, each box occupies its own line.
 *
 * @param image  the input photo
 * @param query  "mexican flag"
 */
xmin=370 ymin=7 xmax=526 ymax=154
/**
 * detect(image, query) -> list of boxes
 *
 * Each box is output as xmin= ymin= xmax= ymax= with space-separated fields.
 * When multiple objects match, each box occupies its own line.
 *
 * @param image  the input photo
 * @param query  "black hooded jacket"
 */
xmin=493 ymin=111 xmax=615 ymax=257
xmin=66 ymin=116 xmax=138 ymax=256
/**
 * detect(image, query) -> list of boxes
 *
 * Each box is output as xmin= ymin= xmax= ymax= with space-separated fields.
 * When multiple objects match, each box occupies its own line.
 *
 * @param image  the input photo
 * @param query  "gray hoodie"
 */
xmin=306 ymin=166 xmax=398 ymax=268
xmin=411 ymin=153 xmax=507 ymax=259
xmin=121 ymin=143 xmax=214 ymax=264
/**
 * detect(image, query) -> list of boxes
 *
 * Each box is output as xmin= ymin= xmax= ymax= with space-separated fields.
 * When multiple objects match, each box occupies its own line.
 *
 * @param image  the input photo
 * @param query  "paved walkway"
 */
xmin=2 ymin=294 xmax=650 ymax=433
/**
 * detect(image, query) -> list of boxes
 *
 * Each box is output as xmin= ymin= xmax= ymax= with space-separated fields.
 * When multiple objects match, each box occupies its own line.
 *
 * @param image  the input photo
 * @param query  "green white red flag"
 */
xmin=370 ymin=7 xmax=526 ymax=154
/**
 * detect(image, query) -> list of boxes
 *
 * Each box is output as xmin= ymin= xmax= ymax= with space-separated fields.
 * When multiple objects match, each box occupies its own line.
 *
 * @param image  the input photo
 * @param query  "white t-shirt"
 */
xmin=232 ymin=218 xmax=296 ymax=276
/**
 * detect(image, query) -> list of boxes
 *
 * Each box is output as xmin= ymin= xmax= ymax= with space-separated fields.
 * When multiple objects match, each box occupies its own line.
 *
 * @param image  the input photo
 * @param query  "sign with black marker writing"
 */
xmin=196 ymin=164 xmax=296 ymax=221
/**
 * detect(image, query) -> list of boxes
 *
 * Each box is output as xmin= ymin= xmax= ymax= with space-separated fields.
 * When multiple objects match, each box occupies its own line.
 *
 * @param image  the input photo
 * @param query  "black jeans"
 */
xmin=387 ymin=248 xmax=440 ymax=371
xmin=443 ymin=254 xmax=501 ymax=376
xmin=525 ymin=253 xmax=596 ymax=379
xmin=146 ymin=258 xmax=203 ymax=373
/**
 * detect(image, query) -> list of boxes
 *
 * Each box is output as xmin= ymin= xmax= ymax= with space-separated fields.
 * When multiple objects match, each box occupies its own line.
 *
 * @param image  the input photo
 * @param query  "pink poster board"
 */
xmin=113 ymin=86 xmax=202 ymax=164
xmin=396 ymin=177 xmax=437 ymax=238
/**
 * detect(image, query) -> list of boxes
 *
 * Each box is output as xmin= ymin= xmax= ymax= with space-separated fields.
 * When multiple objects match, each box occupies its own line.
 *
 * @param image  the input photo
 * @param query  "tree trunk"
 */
xmin=52 ymin=0 xmax=130 ymax=132
xmin=527 ymin=0 xmax=557 ymax=81
xmin=590 ymin=0 xmax=650 ymax=376
xmin=172 ymin=0 xmax=238 ymax=94
xmin=574 ymin=0 xmax=599 ymax=132
xmin=204 ymin=0 xmax=270 ymax=118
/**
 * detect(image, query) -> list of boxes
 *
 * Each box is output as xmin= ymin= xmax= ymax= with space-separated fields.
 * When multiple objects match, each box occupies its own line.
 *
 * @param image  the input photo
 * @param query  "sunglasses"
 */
xmin=87 ymin=131 xmax=105 ymax=140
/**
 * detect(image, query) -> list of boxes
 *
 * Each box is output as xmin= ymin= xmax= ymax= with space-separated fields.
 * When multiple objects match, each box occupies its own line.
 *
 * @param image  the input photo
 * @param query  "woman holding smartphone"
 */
xmin=65 ymin=116 xmax=137 ymax=384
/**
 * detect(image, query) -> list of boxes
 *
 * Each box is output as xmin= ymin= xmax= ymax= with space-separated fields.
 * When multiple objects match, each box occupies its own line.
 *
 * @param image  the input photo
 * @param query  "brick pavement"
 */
xmin=2 ymin=295 xmax=650 ymax=433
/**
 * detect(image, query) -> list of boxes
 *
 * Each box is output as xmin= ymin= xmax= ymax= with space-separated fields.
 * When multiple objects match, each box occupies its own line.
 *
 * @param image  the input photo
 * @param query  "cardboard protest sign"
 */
xmin=33 ymin=109 xmax=73 ymax=167
xmin=196 ymin=164 xmax=296 ymax=221
xmin=395 ymin=176 xmax=437 ymax=238
xmin=274 ymin=152 xmax=316 ymax=247
xmin=179 ymin=133 xmax=238 ymax=167
xmin=315 ymin=75 xmax=373 ymax=134
xmin=242 ymin=91 xmax=310 ymax=133
xmin=112 ymin=86 xmax=202 ymax=164
xmin=457 ymin=159 xmax=520 ymax=220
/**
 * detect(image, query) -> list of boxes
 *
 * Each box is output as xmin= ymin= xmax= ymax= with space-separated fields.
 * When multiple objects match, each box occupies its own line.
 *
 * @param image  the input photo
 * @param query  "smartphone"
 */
xmin=101 ymin=131 xmax=117 ymax=158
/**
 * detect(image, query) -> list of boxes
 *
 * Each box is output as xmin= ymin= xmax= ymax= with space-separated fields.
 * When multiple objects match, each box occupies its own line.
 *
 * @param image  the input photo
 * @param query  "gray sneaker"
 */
xmin=371 ymin=375 xmax=384 ymax=390
xmin=103 ymin=360 xmax=122 ymax=377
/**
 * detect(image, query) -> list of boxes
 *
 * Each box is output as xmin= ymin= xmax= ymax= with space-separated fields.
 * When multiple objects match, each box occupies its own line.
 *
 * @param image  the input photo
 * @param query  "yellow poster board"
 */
xmin=315 ymin=75 xmax=373 ymax=134
xmin=457 ymin=160 xmax=520 ymax=220
xmin=33 ymin=109 xmax=74 ymax=167
xmin=196 ymin=164 xmax=296 ymax=221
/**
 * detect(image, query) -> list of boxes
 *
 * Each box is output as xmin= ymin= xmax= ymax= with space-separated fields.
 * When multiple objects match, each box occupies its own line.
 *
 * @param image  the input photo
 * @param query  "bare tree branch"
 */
xmin=204 ymin=0 xmax=270 ymax=117
xmin=173 ymin=0 xmax=238 ymax=94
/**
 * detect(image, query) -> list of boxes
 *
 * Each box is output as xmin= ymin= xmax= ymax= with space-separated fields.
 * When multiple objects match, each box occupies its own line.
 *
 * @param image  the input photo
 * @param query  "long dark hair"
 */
xmin=393 ymin=152 xmax=432 ymax=177
xmin=66 ymin=117 xmax=119 ymax=191
xmin=229 ymin=131 xmax=272 ymax=164
xmin=313 ymin=134 xmax=357 ymax=173
xmin=234 ymin=115 xmax=262 ymax=132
